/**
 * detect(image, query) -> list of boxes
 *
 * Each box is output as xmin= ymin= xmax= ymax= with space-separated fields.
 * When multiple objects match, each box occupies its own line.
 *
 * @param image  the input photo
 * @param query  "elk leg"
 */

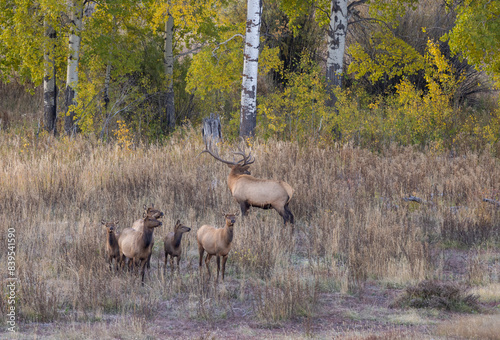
xmin=198 ymin=246 xmax=205 ymax=268
xmin=205 ymin=254 xmax=212 ymax=278
xmin=221 ymin=255 xmax=228 ymax=281
xmin=275 ymin=203 xmax=295 ymax=226
xmin=176 ymin=256 xmax=180 ymax=272
xmin=273 ymin=205 xmax=287 ymax=224
xmin=119 ymin=254 xmax=125 ymax=270
xmin=170 ymin=256 xmax=174 ymax=272
xmin=164 ymin=253 xmax=168 ymax=273
xmin=284 ymin=203 xmax=295 ymax=224
xmin=239 ymin=201 xmax=250 ymax=216
xmin=141 ymin=260 xmax=147 ymax=285
xmin=146 ymin=252 xmax=152 ymax=269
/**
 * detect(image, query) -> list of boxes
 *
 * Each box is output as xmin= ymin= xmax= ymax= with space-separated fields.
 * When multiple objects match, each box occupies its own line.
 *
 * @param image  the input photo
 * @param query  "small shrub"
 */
xmin=391 ymin=280 xmax=481 ymax=312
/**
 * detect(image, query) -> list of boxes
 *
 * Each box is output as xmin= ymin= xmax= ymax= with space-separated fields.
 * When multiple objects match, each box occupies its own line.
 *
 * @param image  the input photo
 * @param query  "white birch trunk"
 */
xmin=239 ymin=0 xmax=262 ymax=138
xmin=326 ymin=0 xmax=348 ymax=108
xmin=64 ymin=0 xmax=84 ymax=135
xmin=43 ymin=20 xmax=57 ymax=134
xmin=103 ymin=14 xmax=115 ymax=135
xmin=164 ymin=13 xmax=175 ymax=131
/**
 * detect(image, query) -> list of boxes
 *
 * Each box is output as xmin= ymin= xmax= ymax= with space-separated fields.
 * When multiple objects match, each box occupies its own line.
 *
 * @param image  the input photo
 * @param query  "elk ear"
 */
xmin=176 ymin=219 xmax=181 ymax=226
xmin=101 ymin=220 xmax=106 ymax=226
xmin=114 ymin=220 xmax=119 ymax=225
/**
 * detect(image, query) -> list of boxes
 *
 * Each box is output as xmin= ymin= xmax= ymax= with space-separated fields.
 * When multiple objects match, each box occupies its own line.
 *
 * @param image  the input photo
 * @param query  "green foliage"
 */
xmin=258 ymin=54 xmax=331 ymax=142
xmin=446 ymin=0 xmax=500 ymax=87
xmin=1 ymin=0 xmax=499 ymax=150
xmin=333 ymin=40 xmax=500 ymax=149
xmin=366 ymin=0 xmax=419 ymax=28
xmin=348 ymin=30 xmax=425 ymax=83
xmin=0 ymin=0 xmax=68 ymax=87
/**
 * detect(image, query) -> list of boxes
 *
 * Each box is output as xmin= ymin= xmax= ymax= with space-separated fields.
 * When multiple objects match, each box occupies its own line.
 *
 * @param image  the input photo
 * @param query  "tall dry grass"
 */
xmin=0 ymin=128 xmax=499 ymax=326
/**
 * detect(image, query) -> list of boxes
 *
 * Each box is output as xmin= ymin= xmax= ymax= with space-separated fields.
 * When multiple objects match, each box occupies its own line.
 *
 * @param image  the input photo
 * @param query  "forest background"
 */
xmin=0 ymin=0 xmax=499 ymax=150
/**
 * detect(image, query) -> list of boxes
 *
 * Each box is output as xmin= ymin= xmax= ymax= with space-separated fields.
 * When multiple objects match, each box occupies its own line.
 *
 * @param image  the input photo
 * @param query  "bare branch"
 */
xmin=348 ymin=0 xmax=369 ymax=11
xmin=403 ymin=195 xmax=424 ymax=204
xmin=212 ymin=34 xmax=245 ymax=61
xmin=483 ymin=198 xmax=500 ymax=207
xmin=175 ymin=44 xmax=207 ymax=59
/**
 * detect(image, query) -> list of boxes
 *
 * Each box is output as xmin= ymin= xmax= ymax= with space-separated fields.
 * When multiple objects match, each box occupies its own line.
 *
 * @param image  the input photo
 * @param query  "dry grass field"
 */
xmin=1 ymin=128 xmax=499 ymax=339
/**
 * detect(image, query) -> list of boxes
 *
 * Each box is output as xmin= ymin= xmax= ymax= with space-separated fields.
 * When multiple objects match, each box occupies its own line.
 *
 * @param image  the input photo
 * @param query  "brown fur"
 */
xmin=197 ymin=213 xmax=237 ymax=281
xmin=163 ymin=220 xmax=191 ymax=272
xmin=132 ymin=204 xmax=164 ymax=269
xmin=101 ymin=220 xmax=120 ymax=271
xmin=118 ymin=216 xmax=162 ymax=284
xmin=201 ymin=147 xmax=294 ymax=225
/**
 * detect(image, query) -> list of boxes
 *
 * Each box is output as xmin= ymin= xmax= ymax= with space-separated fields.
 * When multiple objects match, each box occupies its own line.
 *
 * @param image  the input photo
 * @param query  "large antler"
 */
xmin=234 ymin=145 xmax=255 ymax=166
xmin=200 ymin=146 xmax=238 ymax=166
xmin=200 ymin=145 xmax=255 ymax=166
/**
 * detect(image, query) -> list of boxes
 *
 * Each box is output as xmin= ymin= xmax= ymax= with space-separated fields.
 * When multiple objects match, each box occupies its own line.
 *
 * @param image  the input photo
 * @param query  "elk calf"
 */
xmin=201 ymin=147 xmax=294 ymax=226
xmin=101 ymin=220 xmax=120 ymax=271
xmin=197 ymin=213 xmax=237 ymax=281
xmin=118 ymin=216 xmax=162 ymax=284
xmin=163 ymin=220 xmax=191 ymax=272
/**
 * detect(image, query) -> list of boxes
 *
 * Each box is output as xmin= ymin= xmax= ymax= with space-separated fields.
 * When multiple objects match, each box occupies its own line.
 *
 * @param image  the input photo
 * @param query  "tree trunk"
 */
xmin=104 ymin=61 xmax=111 ymax=112
xmin=202 ymin=113 xmax=222 ymax=149
xmin=325 ymin=0 xmax=348 ymax=108
xmin=43 ymin=21 xmax=57 ymax=135
xmin=239 ymin=0 xmax=262 ymax=138
xmin=164 ymin=13 xmax=175 ymax=132
xmin=64 ymin=0 xmax=84 ymax=135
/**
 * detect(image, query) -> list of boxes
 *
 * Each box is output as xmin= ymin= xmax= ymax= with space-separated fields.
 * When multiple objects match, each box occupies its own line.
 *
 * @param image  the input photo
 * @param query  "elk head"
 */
xmin=101 ymin=220 xmax=119 ymax=233
xmin=142 ymin=204 xmax=164 ymax=220
xmin=174 ymin=220 xmax=191 ymax=233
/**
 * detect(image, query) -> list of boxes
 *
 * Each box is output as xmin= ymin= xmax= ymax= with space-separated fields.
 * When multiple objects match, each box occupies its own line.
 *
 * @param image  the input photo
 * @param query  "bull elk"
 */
xmin=201 ymin=147 xmax=294 ymax=225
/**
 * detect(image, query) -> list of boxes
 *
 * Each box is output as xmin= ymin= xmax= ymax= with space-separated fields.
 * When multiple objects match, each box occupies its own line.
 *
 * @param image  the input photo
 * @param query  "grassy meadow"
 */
xmin=1 ymin=128 xmax=500 ymax=339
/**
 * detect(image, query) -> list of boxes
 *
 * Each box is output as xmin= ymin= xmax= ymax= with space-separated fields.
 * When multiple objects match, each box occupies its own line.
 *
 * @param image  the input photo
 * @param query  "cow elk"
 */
xmin=197 ymin=213 xmax=238 ymax=281
xmin=163 ymin=220 xmax=191 ymax=272
xmin=201 ymin=147 xmax=294 ymax=226
xmin=132 ymin=204 xmax=164 ymax=269
xmin=101 ymin=220 xmax=120 ymax=271
xmin=118 ymin=215 xmax=162 ymax=284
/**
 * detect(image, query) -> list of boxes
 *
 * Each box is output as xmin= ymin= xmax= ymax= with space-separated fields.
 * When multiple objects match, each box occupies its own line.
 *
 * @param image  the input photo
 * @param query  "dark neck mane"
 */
xmin=107 ymin=232 xmax=118 ymax=247
xmin=142 ymin=228 xmax=154 ymax=248
xmin=173 ymin=232 xmax=183 ymax=248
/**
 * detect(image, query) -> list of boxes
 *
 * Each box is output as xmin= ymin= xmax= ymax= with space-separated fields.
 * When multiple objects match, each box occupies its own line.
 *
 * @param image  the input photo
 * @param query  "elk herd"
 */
xmin=100 ymin=146 xmax=294 ymax=284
